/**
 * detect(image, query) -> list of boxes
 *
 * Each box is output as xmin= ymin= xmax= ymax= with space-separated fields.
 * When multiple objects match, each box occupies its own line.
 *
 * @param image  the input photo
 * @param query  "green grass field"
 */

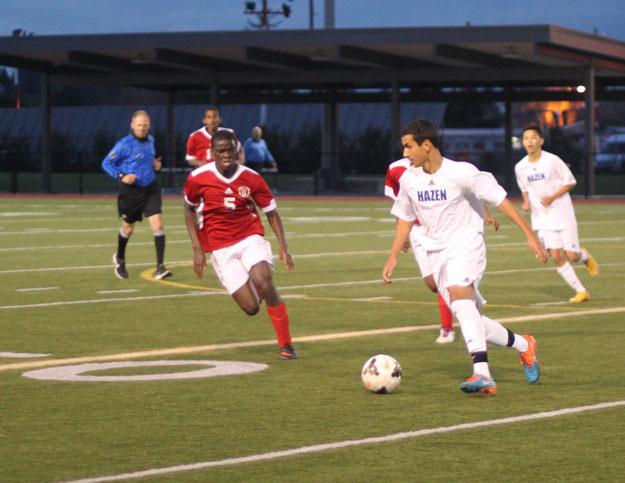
xmin=1 ymin=195 xmax=624 ymax=482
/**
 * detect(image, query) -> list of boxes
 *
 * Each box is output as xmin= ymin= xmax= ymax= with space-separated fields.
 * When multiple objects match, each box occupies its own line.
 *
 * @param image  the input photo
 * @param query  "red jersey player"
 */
xmin=385 ymin=157 xmax=455 ymax=343
xmin=185 ymin=106 xmax=244 ymax=167
xmin=183 ymin=129 xmax=296 ymax=360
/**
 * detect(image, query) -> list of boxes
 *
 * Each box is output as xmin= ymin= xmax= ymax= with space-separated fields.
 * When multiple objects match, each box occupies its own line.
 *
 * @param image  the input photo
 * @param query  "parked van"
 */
xmin=596 ymin=133 xmax=625 ymax=172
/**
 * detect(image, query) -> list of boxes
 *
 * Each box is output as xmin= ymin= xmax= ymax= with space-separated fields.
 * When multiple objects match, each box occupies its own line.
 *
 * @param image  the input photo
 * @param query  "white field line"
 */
xmin=1 ymin=217 xmax=623 ymax=237
xmin=3 ymin=262 xmax=625 ymax=309
xmin=65 ymin=399 xmax=625 ymax=483
xmin=351 ymin=296 xmax=394 ymax=301
xmin=0 ymin=352 xmax=50 ymax=358
xmin=0 ymin=227 xmax=114 ymax=236
xmin=0 ymin=230 xmax=394 ymax=252
xmin=2 ymin=306 xmax=625 ymax=373
xmin=530 ymin=301 xmax=570 ymax=306
xmin=1 ymin=233 xmax=623 ymax=272
xmin=15 ymin=287 xmax=59 ymax=292
xmin=0 ymin=292 xmax=219 ymax=311
xmin=96 ymin=289 xmax=139 ymax=294
xmin=3 ymin=251 xmax=625 ymax=277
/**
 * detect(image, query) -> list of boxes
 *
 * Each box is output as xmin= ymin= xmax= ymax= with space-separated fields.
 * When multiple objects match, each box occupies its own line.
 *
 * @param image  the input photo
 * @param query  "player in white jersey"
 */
xmin=515 ymin=123 xmax=598 ymax=303
xmin=382 ymin=118 xmax=548 ymax=395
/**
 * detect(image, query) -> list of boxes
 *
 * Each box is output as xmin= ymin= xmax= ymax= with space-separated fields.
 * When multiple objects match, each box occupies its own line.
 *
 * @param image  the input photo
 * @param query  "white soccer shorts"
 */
xmin=210 ymin=234 xmax=274 ymax=294
xmin=428 ymin=233 xmax=487 ymax=307
xmin=537 ymin=225 xmax=581 ymax=253
xmin=408 ymin=228 xmax=432 ymax=278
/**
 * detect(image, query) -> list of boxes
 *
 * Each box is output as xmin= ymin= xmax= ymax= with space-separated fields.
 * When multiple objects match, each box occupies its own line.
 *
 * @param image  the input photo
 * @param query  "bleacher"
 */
xmin=0 ymin=102 xmax=445 ymax=159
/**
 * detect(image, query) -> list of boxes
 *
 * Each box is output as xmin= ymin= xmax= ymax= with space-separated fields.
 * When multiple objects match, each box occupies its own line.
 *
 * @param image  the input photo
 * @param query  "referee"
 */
xmin=102 ymin=110 xmax=172 ymax=280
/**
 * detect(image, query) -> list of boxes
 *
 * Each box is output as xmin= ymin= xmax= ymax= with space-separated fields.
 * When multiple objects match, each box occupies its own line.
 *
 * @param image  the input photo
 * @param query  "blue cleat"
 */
xmin=520 ymin=335 xmax=540 ymax=383
xmin=460 ymin=374 xmax=497 ymax=395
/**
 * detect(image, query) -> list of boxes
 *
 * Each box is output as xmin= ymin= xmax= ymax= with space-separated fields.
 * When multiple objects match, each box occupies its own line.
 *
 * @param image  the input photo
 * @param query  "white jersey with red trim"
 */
xmin=185 ymin=126 xmax=240 ymax=164
xmin=183 ymin=162 xmax=276 ymax=252
xmin=385 ymin=158 xmax=425 ymax=238
xmin=384 ymin=157 xmax=411 ymax=201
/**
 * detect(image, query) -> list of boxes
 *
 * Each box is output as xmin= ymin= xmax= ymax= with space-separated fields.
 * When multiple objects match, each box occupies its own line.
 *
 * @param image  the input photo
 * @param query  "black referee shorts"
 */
xmin=117 ymin=181 xmax=162 ymax=223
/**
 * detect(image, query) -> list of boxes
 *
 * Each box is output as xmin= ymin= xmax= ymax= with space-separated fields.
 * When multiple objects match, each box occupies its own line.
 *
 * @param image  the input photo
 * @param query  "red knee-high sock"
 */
xmin=437 ymin=292 xmax=453 ymax=330
xmin=266 ymin=302 xmax=292 ymax=347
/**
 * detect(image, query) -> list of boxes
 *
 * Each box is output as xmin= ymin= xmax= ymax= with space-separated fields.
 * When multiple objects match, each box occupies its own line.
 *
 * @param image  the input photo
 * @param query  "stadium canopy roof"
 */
xmin=1 ymin=23 xmax=624 ymax=195
xmin=1 ymin=23 xmax=625 ymax=102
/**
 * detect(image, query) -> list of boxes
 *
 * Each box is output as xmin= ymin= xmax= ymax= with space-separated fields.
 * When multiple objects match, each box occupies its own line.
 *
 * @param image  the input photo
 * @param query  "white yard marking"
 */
xmin=286 ymin=216 xmax=371 ymax=223
xmin=2 ymin=239 xmax=623 ymax=274
xmin=0 ymin=352 xmax=50 ymax=358
xmin=3 ymin=306 xmax=625 ymax=373
xmin=2 ymin=262 xmax=625 ymax=308
xmin=96 ymin=289 xmax=139 ymax=294
xmin=530 ymin=301 xmax=571 ymax=306
xmin=0 ymin=230 xmax=394 ymax=252
xmin=23 ymin=360 xmax=268 ymax=382
xmin=351 ymin=296 xmax=394 ymax=301
xmin=65 ymin=399 xmax=625 ymax=483
xmin=0 ymin=212 xmax=58 ymax=217
xmin=15 ymin=287 xmax=59 ymax=292
xmin=0 ymin=291 xmax=219 ymax=311
xmin=0 ymin=227 xmax=113 ymax=236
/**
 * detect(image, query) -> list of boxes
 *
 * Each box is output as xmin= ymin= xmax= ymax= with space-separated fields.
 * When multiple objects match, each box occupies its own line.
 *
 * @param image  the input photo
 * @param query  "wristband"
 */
xmin=117 ymin=173 xmax=125 ymax=180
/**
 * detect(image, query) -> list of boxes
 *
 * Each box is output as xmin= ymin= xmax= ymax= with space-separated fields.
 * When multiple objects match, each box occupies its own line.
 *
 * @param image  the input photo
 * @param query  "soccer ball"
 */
xmin=361 ymin=354 xmax=402 ymax=394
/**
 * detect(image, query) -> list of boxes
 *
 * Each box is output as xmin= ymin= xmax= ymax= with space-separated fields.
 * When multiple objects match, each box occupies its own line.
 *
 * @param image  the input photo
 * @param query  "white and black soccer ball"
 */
xmin=361 ymin=354 xmax=402 ymax=394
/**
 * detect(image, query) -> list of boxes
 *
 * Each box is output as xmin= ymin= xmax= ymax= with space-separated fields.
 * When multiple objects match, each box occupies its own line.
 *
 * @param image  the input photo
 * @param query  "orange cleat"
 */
xmin=520 ymin=334 xmax=540 ymax=383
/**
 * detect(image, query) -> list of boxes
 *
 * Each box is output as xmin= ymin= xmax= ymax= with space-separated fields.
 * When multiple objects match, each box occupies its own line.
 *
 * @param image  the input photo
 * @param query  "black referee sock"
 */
xmin=117 ymin=230 xmax=130 ymax=260
xmin=154 ymin=233 xmax=166 ymax=266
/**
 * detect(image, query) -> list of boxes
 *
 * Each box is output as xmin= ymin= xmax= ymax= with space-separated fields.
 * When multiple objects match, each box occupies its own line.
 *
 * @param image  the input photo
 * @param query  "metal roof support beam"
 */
xmin=584 ymin=67 xmax=595 ymax=198
xmin=210 ymin=72 xmax=219 ymax=106
xmin=40 ymin=73 xmax=51 ymax=193
xmin=0 ymin=53 xmax=53 ymax=71
xmin=434 ymin=44 xmax=537 ymax=69
xmin=154 ymin=49 xmax=249 ymax=72
xmin=164 ymin=91 xmax=176 ymax=188
xmin=321 ymin=100 xmax=339 ymax=191
xmin=246 ymin=47 xmax=313 ymax=70
xmin=504 ymin=88 xmax=514 ymax=192
xmin=536 ymin=44 xmax=625 ymax=75
xmin=337 ymin=45 xmax=441 ymax=69
xmin=49 ymin=66 xmax=589 ymax=87
xmin=67 ymin=51 xmax=132 ymax=72
xmin=390 ymin=70 xmax=401 ymax=160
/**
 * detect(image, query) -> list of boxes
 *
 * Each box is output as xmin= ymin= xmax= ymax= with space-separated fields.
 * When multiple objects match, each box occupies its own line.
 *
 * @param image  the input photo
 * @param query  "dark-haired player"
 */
xmin=183 ymin=130 xmax=296 ymax=360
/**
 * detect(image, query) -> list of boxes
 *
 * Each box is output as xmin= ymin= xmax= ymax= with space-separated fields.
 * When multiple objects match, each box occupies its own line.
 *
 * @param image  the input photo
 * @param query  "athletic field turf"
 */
xmin=1 ymin=195 xmax=624 ymax=482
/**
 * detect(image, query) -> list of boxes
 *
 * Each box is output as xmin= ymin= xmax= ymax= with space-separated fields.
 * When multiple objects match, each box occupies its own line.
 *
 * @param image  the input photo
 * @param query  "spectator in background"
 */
xmin=243 ymin=126 xmax=277 ymax=172
xmin=185 ymin=106 xmax=244 ymax=167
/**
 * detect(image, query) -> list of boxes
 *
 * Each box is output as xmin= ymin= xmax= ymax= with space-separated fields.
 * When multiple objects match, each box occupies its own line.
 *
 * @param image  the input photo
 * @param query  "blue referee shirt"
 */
xmin=101 ymin=134 xmax=157 ymax=188
xmin=243 ymin=138 xmax=275 ymax=166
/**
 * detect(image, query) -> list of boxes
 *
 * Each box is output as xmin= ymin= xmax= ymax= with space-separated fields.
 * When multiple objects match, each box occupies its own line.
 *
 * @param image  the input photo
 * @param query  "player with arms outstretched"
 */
xmin=515 ymin=123 xmax=598 ymax=303
xmin=183 ymin=130 xmax=296 ymax=360
xmin=383 ymin=118 xmax=548 ymax=395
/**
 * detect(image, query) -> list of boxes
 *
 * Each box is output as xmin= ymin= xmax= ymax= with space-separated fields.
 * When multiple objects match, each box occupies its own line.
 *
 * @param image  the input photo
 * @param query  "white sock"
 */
xmin=473 ymin=361 xmax=491 ymax=378
xmin=482 ymin=315 xmax=510 ymax=347
xmin=557 ymin=262 xmax=586 ymax=293
xmin=482 ymin=315 xmax=529 ymax=352
xmin=579 ymin=249 xmax=588 ymax=263
xmin=451 ymin=299 xmax=486 ymax=353
xmin=511 ymin=334 xmax=529 ymax=353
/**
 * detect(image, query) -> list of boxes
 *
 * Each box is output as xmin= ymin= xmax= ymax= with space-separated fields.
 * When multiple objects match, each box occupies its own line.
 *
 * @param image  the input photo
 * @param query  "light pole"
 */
xmin=244 ymin=1 xmax=293 ymax=30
